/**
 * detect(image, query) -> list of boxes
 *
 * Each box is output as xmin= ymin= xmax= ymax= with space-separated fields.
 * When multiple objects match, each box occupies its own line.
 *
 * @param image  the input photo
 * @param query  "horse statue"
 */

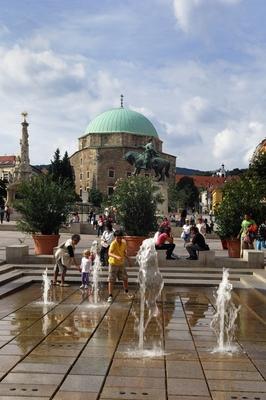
xmin=124 ymin=151 xmax=170 ymax=181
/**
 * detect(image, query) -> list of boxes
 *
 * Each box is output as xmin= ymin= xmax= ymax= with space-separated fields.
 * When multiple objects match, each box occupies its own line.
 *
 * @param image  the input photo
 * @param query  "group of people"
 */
xmin=239 ymin=213 xmax=266 ymax=254
xmin=154 ymin=216 xmax=210 ymax=260
xmin=52 ymin=226 xmax=132 ymax=303
xmin=52 ymin=212 xmax=266 ymax=302
xmin=0 ymin=205 xmax=11 ymax=224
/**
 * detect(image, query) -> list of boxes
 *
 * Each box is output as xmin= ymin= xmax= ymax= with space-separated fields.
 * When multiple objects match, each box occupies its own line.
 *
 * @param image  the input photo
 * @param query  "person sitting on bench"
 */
xmin=186 ymin=226 xmax=209 ymax=260
xmin=155 ymin=226 xmax=177 ymax=260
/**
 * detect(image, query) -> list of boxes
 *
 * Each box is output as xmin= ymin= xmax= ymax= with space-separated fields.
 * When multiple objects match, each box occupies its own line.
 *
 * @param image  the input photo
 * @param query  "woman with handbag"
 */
xmin=100 ymin=222 xmax=114 ymax=266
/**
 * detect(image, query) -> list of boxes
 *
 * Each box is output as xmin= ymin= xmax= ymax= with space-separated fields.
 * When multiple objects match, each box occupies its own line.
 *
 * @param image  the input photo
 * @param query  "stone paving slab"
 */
xmin=0 ymin=382 xmax=56 ymax=397
xmin=100 ymin=386 xmax=166 ymax=400
xmin=54 ymin=393 xmax=98 ymax=400
xmin=211 ymin=392 xmax=266 ymax=400
xmin=60 ymin=375 xmax=104 ymax=392
xmin=167 ymin=378 xmax=210 ymax=396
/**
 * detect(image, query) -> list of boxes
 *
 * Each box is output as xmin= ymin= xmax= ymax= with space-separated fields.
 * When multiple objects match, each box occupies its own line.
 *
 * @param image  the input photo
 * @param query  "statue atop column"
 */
xmin=18 ymin=112 xmax=31 ymax=181
xmin=6 ymin=113 xmax=31 ymax=205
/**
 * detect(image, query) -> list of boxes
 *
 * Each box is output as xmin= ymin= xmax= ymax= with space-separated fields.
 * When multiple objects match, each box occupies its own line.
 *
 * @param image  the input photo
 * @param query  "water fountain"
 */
xmin=90 ymin=240 xmax=102 ymax=304
xmin=210 ymin=268 xmax=241 ymax=353
xmin=135 ymin=238 xmax=164 ymax=354
xmin=42 ymin=267 xmax=51 ymax=305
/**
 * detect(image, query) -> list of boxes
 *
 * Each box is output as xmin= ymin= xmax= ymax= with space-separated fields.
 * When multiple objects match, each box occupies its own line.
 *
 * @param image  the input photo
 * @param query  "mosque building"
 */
xmin=70 ymin=96 xmax=176 ymax=197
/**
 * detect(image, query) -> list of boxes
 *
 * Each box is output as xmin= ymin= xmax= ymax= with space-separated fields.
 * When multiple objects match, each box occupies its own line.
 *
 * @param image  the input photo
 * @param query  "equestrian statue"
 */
xmin=124 ymin=141 xmax=170 ymax=181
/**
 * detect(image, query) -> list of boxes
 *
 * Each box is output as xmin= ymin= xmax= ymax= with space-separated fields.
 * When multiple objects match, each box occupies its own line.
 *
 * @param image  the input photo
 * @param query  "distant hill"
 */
xmin=33 ymin=164 xmax=50 ymax=171
xmin=176 ymin=167 xmax=247 ymax=176
xmin=176 ymin=167 xmax=212 ymax=176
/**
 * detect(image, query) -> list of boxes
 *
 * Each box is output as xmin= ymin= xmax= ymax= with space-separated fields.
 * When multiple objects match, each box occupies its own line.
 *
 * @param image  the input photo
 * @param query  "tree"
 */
xmin=175 ymin=176 xmax=199 ymax=209
xmin=111 ymin=176 xmax=162 ymax=236
xmin=168 ymin=183 xmax=178 ymax=212
xmin=15 ymin=174 xmax=76 ymax=235
xmin=48 ymin=149 xmax=75 ymax=187
xmin=0 ymin=179 xmax=7 ymax=207
xmin=88 ymin=187 xmax=103 ymax=207
xmin=215 ymin=152 xmax=266 ymax=238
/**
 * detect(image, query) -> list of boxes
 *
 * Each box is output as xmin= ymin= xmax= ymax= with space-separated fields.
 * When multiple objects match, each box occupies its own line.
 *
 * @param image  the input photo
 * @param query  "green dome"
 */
xmin=85 ymin=107 xmax=158 ymax=137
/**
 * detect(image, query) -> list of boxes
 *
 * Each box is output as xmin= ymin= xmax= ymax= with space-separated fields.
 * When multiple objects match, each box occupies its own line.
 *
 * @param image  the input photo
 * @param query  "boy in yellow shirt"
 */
xmin=107 ymin=230 xmax=132 ymax=303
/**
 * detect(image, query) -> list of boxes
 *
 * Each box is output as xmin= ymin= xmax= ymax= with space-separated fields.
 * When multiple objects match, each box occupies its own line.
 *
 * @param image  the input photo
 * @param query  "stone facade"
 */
xmin=70 ymin=132 xmax=176 ymax=197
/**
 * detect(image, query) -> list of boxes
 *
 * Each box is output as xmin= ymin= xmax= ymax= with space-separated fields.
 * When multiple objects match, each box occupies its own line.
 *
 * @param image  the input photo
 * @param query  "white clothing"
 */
xmin=196 ymin=223 xmax=206 ymax=237
xmin=80 ymin=257 xmax=93 ymax=273
xmin=182 ymin=224 xmax=191 ymax=235
xmin=153 ymin=231 xmax=160 ymax=243
xmin=54 ymin=239 xmax=74 ymax=268
xmin=101 ymin=230 xmax=114 ymax=247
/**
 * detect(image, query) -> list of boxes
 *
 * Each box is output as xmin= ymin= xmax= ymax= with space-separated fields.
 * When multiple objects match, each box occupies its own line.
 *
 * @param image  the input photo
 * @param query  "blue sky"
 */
xmin=0 ymin=0 xmax=265 ymax=170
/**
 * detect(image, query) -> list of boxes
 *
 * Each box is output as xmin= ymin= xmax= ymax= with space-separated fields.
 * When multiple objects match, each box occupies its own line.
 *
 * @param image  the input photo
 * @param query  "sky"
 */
xmin=0 ymin=0 xmax=265 ymax=171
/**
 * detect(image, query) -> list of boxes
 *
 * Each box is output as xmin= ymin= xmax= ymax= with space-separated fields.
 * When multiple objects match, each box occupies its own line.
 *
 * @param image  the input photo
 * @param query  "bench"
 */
xmin=6 ymin=245 xmax=29 ymax=263
xmin=198 ymin=250 xmax=215 ymax=266
xmin=243 ymin=250 xmax=265 ymax=268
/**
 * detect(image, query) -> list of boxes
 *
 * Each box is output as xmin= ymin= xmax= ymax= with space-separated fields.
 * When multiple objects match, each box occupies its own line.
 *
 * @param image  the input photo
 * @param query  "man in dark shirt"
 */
xmin=186 ymin=226 xmax=209 ymax=260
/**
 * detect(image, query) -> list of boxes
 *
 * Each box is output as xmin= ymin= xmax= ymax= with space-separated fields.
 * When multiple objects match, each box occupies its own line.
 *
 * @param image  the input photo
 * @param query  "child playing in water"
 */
xmin=80 ymin=249 xmax=93 ymax=290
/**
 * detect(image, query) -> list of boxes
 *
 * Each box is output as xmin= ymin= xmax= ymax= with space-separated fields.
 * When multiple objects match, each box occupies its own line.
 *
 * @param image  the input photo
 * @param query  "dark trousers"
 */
xmin=100 ymin=246 xmax=109 ymax=266
xmin=81 ymin=272 xmax=89 ymax=286
xmin=97 ymin=226 xmax=104 ymax=237
xmin=155 ymin=243 xmax=175 ymax=258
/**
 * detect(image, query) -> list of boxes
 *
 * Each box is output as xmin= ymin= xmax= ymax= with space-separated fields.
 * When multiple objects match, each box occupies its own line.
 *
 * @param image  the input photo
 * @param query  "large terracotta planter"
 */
xmin=32 ymin=234 xmax=60 ymax=255
xmin=226 ymin=239 xmax=241 ymax=258
xmin=124 ymin=236 xmax=147 ymax=257
xmin=221 ymin=239 xmax=228 ymax=250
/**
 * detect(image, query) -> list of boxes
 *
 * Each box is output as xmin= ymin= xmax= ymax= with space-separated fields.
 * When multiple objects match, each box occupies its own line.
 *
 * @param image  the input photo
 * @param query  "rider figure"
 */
xmin=142 ymin=141 xmax=159 ymax=170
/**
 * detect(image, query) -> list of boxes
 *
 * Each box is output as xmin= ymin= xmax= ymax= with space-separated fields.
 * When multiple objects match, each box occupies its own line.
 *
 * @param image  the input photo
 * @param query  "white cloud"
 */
xmin=213 ymin=122 xmax=266 ymax=168
xmin=173 ymin=0 xmax=242 ymax=32
xmin=181 ymin=96 xmax=209 ymax=123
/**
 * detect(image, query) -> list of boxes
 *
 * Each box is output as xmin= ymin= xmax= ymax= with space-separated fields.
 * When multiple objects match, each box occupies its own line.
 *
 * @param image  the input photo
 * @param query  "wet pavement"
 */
xmin=0 ymin=284 xmax=265 ymax=399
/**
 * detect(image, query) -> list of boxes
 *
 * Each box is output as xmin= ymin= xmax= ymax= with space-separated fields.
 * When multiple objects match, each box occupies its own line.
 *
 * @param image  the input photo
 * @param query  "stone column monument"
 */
xmin=6 ymin=112 xmax=32 ymax=205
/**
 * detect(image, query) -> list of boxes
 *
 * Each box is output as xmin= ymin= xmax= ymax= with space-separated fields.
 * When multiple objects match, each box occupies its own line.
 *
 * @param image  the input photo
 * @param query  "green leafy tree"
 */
xmin=49 ymin=148 xmax=75 ymax=187
xmin=168 ymin=183 xmax=178 ymax=211
xmin=111 ymin=176 xmax=162 ymax=236
xmin=175 ymin=176 xmax=199 ymax=209
xmin=14 ymin=175 xmax=76 ymax=234
xmin=88 ymin=187 xmax=103 ymax=207
xmin=215 ymin=152 xmax=266 ymax=238
xmin=0 ymin=179 xmax=7 ymax=207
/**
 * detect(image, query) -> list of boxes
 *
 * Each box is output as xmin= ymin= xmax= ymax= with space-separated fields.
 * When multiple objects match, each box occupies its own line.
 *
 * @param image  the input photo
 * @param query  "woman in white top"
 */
xmin=100 ymin=222 xmax=114 ymax=266
xmin=181 ymin=218 xmax=191 ymax=246
xmin=196 ymin=217 xmax=206 ymax=237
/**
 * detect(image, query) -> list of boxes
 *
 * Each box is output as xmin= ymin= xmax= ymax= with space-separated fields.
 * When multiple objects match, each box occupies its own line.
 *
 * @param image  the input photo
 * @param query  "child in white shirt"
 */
xmin=80 ymin=249 xmax=93 ymax=289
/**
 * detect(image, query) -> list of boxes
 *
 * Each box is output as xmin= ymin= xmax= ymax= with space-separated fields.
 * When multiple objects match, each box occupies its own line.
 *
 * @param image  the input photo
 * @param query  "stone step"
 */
xmin=10 ymin=264 xmax=256 ymax=274
xmin=240 ymin=275 xmax=266 ymax=290
xmin=0 ymin=276 xmax=32 ymax=299
xmin=0 ymin=269 xmax=24 ymax=286
xmin=21 ymin=268 xmax=251 ymax=281
xmin=253 ymin=270 xmax=266 ymax=282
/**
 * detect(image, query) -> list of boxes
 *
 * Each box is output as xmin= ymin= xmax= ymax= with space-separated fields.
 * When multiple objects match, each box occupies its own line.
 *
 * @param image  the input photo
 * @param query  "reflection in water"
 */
xmin=210 ymin=269 xmax=240 ymax=353
xmin=42 ymin=268 xmax=51 ymax=305
xmin=183 ymin=294 xmax=210 ymax=327
xmin=42 ymin=305 xmax=50 ymax=335
xmin=90 ymin=240 xmax=102 ymax=304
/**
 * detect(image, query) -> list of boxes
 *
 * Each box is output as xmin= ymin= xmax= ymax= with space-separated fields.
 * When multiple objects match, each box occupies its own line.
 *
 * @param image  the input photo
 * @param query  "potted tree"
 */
xmin=15 ymin=174 xmax=75 ymax=254
xmin=215 ymin=165 xmax=266 ymax=258
xmin=111 ymin=176 xmax=161 ymax=256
